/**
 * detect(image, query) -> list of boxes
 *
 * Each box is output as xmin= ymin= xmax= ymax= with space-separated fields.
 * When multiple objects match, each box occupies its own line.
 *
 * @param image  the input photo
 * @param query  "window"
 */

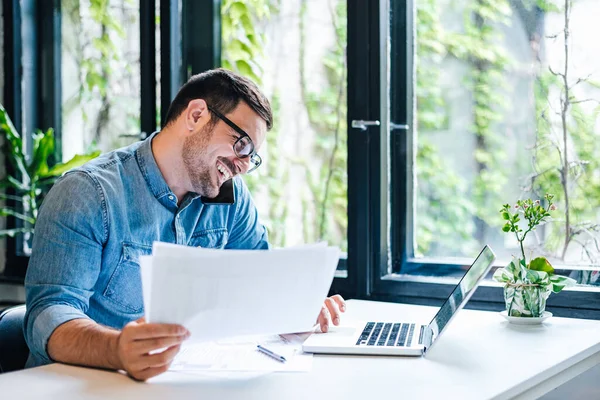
xmin=3 ymin=0 xmax=355 ymax=280
xmin=1 ymin=0 xmax=162 ymax=277
xmin=61 ymin=0 xmax=148 ymax=159
xmin=386 ymin=0 xmax=600 ymax=315
xmin=220 ymin=0 xmax=349 ymax=259
xmin=6 ymin=0 xmax=596 ymax=318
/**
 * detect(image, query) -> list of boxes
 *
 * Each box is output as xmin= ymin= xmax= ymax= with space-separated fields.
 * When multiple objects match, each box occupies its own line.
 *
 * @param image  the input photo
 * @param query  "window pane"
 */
xmin=410 ymin=0 xmax=599 ymax=285
xmin=221 ymin=0 xmax=348 ymax=254
xmin=61 ymin=0 xmax=142 ymax=160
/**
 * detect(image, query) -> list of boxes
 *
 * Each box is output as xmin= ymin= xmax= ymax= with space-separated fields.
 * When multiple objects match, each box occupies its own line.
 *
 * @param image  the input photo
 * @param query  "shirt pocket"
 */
xmin=190 ymin=228 xmax=229 ymax=249
xmin=103 ymin=242 xmax=152 ymax=314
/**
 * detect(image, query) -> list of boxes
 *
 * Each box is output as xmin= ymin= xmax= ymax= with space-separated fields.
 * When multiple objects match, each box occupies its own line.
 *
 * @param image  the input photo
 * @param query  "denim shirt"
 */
xmin=24 ymin=133 xmax=269 ymax=367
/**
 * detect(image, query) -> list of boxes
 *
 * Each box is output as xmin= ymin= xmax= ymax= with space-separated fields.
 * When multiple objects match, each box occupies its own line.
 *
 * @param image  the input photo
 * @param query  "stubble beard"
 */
xmin=182 ymin=124 xmax=218 ymax=198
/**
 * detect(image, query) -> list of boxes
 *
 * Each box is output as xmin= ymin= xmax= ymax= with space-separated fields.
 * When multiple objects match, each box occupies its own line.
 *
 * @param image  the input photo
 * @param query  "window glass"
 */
xmin=410 ymin=0 xmax=599 ymax=286
xmin=221 ymin=0 xmax=349 ymax=254
xmin=61 ymin=0 xmax=142 ymax=160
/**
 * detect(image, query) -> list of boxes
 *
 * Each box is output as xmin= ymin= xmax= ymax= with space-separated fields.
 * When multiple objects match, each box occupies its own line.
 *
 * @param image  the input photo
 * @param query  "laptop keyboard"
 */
xmin=355 ymin=322 xmax=420 ymax=347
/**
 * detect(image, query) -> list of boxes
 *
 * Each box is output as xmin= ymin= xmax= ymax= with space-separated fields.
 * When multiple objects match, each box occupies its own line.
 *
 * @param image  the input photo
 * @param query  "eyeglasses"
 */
xmin=207 ymin=105 xmax=262 ymax=173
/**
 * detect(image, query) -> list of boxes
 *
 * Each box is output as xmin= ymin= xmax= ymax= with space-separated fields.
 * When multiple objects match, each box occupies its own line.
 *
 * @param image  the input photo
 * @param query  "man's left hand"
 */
xmin=317 ymin=295 xmax=346 ymax=333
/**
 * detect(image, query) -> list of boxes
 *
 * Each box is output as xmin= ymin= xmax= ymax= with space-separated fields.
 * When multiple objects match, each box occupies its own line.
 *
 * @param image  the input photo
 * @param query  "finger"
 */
xmin=141 ymin=344 xmax=182 ymax=368
xmin=133 ymin=334 xmax=189 ymax=353
xmin=130 ymin=323 xmax=189 ymax=340
xmin=325 ymin=297 xmax=342 ymax=326
xmin=318 ymin=307 xmax=330 ymax=332
xmin=130 ymin=363 xmax=171 ymax=382
xmin=331 ymin=295 xmax=346 ymax=312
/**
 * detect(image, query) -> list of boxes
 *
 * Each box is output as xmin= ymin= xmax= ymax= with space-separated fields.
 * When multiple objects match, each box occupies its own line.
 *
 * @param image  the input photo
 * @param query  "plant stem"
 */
xmin=29 ymin=188 xmax=38 ymax=221
xmin=559 ymin=0 xmax=571 ymax=260
xmin=518 ymin=236 xmax=526 ymax=265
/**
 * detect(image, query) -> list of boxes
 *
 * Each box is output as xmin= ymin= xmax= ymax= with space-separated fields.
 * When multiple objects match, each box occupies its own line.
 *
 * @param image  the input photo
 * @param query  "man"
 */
xmin=24 ymin=68 xmax=345 ymax=381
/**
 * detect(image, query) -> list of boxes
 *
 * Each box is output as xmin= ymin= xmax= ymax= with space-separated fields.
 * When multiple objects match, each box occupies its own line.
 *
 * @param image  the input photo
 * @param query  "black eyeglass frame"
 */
xmin=207 ymin=105 xmax=262 ymax=173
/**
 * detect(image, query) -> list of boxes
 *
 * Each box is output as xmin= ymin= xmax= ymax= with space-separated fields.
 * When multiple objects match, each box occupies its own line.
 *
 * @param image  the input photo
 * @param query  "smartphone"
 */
xmin=201 ymin=179 xmax=235 ymax=205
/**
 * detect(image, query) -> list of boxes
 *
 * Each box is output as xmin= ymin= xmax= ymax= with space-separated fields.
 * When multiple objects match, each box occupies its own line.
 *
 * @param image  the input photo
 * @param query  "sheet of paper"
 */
xmin=145 ymin=242 xmax=340 ymax=343
xmin=139 ymin=255 xmax=153 ymax=318
xmin=169 ymin=332 xmax=313 ymax=373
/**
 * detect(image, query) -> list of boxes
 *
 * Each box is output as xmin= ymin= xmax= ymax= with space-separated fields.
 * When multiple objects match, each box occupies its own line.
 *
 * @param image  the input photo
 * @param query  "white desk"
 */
xmin=1 ymin=300 xmax=599 ymax=400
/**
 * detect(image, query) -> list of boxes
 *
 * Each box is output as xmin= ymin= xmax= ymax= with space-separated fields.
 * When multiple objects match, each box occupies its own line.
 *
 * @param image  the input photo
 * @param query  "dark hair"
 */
xmin=163 ymin=68 xmax=273 ymax=131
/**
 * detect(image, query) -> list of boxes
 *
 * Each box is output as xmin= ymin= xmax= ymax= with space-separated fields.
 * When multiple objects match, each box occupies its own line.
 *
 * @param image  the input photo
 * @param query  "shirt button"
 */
xmin=168 ymin=195 xmax=174 ymax=201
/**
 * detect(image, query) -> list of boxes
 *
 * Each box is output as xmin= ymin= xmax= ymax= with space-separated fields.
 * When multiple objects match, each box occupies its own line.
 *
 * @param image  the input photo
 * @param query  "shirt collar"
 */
xmin=135 ymin=131 xmax=174 ymax=200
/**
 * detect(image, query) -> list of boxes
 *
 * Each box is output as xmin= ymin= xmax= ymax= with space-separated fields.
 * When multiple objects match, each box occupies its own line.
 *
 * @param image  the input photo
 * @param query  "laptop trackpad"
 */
xmin=305 ymin=326 xmax=358 ymax=346
xmin=321 ymin=326 xmax=357 ymax=336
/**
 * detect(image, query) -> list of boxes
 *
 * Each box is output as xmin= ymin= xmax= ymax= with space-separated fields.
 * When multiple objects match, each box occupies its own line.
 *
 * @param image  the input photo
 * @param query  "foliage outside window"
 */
xmin=412 ymin=0 xmax=600 ymax=286
xmin=221 ymin=0 xmax=348 ymax=253
xmin=61 ymin=0 xmax=142 ymax=161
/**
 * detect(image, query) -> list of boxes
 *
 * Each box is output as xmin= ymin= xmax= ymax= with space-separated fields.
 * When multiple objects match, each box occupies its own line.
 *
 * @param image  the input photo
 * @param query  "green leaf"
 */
xmin=0 ymin=227 xmax=34 ymax=237
xmin=0 ymin=103 xmax=28 ymax=178
xmin=502 ymin=211 xmax=510 ymax=220
xmin=502 ymin=223 xmax=511 ymax=232
xmin=492 ymin=267 xmax=513 ymax=283
xmin=0 ymin=193 xmax=26 ymax=202
xmin=528 ymin=257 xmax=555 ymax=274
xmin=29 ymin=128 xmax=56 ymax=180
xmin=240 ymin=14 xmax=253 ymax=33
xmin=0 ymin=208 xmax=36 ymax=224
xmin=0 ymin=176 xmax=26 ymax=192
xmin=235 ymin=60 xmax=259 ymax=82
xmin=41 ymin=151 xmax=101 ymax=178
xmin=548 ymin=275 xmax=577 ymax=293
xmin=229 ymin=2 xmax=248 ymax=21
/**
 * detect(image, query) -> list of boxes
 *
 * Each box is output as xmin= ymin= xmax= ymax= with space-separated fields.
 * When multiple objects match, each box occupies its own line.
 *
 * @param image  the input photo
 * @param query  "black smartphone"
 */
xmin=201 ymin=179 xmax=235 ymax=205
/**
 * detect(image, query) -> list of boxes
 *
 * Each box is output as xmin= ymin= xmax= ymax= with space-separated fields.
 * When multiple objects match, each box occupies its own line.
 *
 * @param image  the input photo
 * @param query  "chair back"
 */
xmin=0 ymin=305 xmax=29 ymax=373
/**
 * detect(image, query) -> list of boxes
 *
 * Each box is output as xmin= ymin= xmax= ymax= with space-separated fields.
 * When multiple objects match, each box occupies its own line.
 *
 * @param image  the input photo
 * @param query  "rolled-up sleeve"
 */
xmin=225 ymin=177 xmax=269 ymax=250
xmin=24 ymin=171 xmax=107 ymax=365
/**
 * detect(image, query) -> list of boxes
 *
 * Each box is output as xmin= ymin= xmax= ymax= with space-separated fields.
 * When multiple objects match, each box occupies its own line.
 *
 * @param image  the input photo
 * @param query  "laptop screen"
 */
xmin=425 ymin=246 xmax=496 ymax=351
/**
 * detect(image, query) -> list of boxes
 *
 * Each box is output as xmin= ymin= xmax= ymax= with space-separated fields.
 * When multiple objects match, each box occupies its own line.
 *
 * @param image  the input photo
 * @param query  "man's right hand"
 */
xmin=116 ymin=317 xmax=190 ymax=381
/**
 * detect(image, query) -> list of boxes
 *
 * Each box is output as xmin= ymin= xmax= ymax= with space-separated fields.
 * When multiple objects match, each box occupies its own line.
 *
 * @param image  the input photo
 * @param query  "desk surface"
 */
xmin=1 ymin=300 xmax=599 ymax=400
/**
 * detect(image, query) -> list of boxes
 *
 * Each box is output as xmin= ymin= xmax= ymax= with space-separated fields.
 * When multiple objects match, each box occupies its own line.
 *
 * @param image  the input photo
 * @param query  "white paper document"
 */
xmin=140 ymin=242 xmax=339 ymax=344
xmin=169 ymin=332 xmax=314 ymax=373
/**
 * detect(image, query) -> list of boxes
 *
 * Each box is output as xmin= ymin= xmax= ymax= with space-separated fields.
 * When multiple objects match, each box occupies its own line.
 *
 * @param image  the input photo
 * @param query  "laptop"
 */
xmin=302 ymin=245 xmax=496 ymax=356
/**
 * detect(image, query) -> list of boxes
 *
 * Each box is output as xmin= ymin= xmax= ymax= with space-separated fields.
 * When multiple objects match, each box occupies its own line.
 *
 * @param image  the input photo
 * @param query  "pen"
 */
xmin=256 ymin=344 xmax=287 ymax=363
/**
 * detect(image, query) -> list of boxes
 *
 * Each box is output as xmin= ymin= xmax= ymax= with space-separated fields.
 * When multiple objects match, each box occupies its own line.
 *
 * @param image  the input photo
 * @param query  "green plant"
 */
xmin=0 ymin=103 xmax=100 ymax=237
xmin=221 ymin=0 xmax=275 ymax=84
xmin=493 ymin=194 xmax=576 ymax=316
xmin=499 ymin=194 xmax=557 ymax=266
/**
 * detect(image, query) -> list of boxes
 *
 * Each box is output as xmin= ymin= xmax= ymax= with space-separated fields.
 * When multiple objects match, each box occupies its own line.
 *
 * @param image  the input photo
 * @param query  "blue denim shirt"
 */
xmin=24 ymin=133 xmax=269 ymax=367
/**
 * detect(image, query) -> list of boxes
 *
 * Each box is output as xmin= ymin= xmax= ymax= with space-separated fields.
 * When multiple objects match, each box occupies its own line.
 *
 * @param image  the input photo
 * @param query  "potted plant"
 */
xmin=493 ymin=194 xmax=576 ymax=319
xmin=0 ymin=103 xmax=100 ymax=239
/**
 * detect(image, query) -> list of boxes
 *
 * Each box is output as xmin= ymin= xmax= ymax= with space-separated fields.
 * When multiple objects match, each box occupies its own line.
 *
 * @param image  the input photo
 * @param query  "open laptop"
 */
xmin=302 ymin=245 xmax=496 ymax=356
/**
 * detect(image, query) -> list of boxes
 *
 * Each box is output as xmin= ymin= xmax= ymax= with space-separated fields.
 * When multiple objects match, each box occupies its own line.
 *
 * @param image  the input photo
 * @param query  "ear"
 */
xmin=184 ymin=99 xmax=209 ymax=132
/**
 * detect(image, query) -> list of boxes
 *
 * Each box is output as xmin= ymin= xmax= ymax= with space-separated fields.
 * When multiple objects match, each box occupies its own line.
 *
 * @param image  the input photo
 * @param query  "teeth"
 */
xmin=217 ymin=163 xmax=231 ymax=180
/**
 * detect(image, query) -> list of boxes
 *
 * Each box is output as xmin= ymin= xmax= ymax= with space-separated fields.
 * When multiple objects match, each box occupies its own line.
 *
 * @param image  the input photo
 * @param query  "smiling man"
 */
xmin=24 ymin=68 xmax=345 ymax=380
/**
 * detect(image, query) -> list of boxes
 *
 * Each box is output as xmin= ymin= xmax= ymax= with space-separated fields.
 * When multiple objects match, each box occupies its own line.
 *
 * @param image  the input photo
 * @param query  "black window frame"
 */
xmin=2 ymin=0 xmax=61 ymax=279
xmin=2 ymin=0 xmax=27 ymax=280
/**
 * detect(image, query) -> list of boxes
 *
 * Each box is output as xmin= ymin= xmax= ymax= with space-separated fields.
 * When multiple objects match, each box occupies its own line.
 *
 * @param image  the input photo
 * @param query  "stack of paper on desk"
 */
xmin=169 ymin=332 xmax=314 ymax=373
xmin=140 ymin=242 xmax=339 ymax=343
